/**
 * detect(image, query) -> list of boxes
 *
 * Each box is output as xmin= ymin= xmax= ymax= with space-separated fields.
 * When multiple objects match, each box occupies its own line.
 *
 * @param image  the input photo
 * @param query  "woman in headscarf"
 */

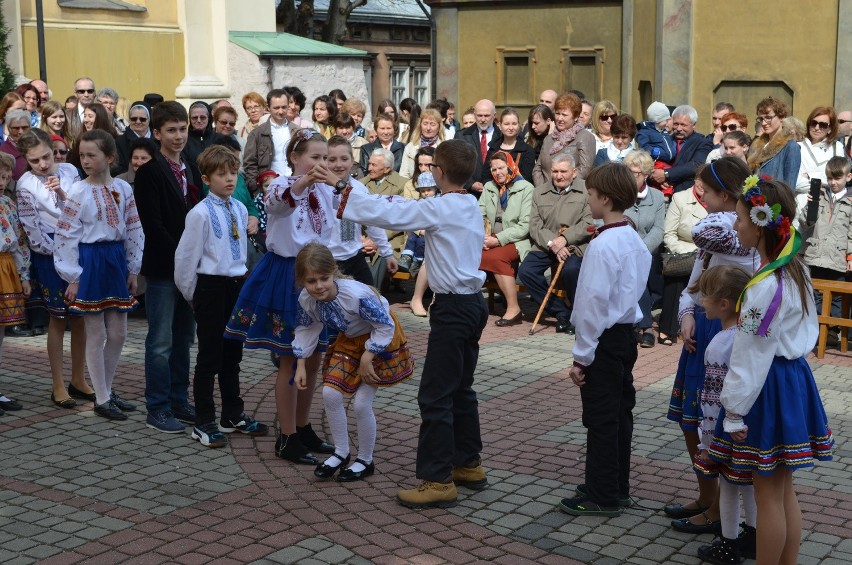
xmin=479 ymin=151 xmax=534 ymax=326
xmin=115 ymin=102 xmax=155 ymax=175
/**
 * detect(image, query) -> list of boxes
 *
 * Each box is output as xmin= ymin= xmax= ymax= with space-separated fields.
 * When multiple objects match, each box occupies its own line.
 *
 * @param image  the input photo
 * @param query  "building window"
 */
xmin=495 ymin=47 xmax=536 ymax=106
xmin=560 ymin=46 xmax=606 ymax=102
xmin=390 ymin=66 xmax=431 ymax=106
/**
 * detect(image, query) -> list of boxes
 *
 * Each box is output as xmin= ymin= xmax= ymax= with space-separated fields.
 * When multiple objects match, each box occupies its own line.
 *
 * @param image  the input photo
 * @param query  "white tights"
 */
xmin=719 ymin=478 xmax=758 ymax=539
xmin=322 ymin=384 xmax=377 ymax=467
xmin=84 ymin=311 xmax=128 ymax=405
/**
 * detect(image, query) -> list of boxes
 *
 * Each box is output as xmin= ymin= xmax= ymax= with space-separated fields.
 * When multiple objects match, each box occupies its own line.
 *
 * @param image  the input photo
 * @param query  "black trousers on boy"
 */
xmin=416 ymin=292 xmax=489 ymax=482
xmin=580 ymin=323 xmax=637 ymax=507
xmin=193 ymin=274 xmax=245 ymax=425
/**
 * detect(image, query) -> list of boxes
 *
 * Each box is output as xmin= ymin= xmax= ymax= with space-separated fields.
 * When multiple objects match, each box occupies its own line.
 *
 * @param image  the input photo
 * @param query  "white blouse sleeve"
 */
xmin=119 ymin=179 xmax=144 ymax=275
xmin=173 ymin=208 xmax=206 ymax=302
xmin=53 ymin=185 xmax=86 ymax=284
xmin=15 ymin=177 xmax=55 ymax=255
xmin=292 ymin=293 xmax=324 ymax=359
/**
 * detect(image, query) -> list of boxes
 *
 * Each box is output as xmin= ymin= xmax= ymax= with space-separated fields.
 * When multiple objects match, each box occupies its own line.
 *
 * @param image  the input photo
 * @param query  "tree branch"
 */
xmin=343 ymin=0 xmax=368 ymax=18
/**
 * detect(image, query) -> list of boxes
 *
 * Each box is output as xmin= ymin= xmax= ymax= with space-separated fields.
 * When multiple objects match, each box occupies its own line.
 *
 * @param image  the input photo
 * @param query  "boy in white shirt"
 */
xmin=175 ymin=146 xmax=269 ymax=448
xmin=563 ymin=162 xmax=652 ymax=516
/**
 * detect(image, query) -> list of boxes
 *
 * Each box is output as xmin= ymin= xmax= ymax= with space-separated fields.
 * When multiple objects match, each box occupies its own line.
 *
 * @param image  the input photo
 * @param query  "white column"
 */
xmin=175 ymin=0 xmax=230 ymax=101
xmin=2 ymin=0 xmax=25 ymax=80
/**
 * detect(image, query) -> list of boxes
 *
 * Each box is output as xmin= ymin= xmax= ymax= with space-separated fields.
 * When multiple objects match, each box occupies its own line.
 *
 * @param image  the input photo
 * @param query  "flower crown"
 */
xmin=742 ymin=174 xmax=791 ymax=237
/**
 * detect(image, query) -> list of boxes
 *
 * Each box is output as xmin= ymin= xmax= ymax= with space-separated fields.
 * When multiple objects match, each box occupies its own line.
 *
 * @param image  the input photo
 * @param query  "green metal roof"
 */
xmin=229 ymin=32 xmax=369 ymax=58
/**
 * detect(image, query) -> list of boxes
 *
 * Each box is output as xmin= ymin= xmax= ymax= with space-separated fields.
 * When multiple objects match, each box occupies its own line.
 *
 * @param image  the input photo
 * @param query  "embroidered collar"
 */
xmin=589 ymin=219 xmax=633 ymax=239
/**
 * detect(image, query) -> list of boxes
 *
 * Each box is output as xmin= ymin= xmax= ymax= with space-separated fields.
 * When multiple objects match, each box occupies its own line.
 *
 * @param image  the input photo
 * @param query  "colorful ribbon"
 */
xmin=735 ymin=226 xmax=801 ymax=312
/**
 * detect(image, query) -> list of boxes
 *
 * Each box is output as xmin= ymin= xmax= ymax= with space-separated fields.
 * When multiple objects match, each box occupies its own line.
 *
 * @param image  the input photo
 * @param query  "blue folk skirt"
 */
xmin=29 ymin=250 xmax=71 ymax=317
xmin=70 ymin=241 xmax=137 ymax=315
xmin=667 ymin=308 xmax=721 ymax=431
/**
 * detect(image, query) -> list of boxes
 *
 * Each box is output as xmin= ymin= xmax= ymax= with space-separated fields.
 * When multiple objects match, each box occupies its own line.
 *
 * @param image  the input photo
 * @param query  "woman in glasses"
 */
xmin=795 ymin=106 xmax=843 ymax=207
xmin=240 ymin=92 xmax=269 ymax=138
xmin=115 ymin=102 xmax=154 ymax=175
xmin=184 ymin=101 xmax=214 ymax=168
xmin=212 ymin=105 xmax=245 ymax=150
xmin=746 ymin=96 xmax=801 ymax=187
xmin=590 ymin=100 xmax=620 ymax=152
xmin=532 ymin=92 xmax=595 ymax=185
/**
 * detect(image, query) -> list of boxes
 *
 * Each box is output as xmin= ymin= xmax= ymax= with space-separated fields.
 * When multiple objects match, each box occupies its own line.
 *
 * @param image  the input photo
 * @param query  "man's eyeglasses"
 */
xmin=599 ymin=114 xmax=617 ymax=122
xmin=129 ymin=117 xmax=148 ymax=123
xmin=756 ymin=114 xmax=777 ymax=123
xmin=809 ymin=120 xmax=830 ymax=130
xmin=720 ymin=124 xmax=739 ymax=132
xmin=839 ymin=119 xmax=851 ymax=125
xmin=75 ymin=89 xmax=95 ymax=94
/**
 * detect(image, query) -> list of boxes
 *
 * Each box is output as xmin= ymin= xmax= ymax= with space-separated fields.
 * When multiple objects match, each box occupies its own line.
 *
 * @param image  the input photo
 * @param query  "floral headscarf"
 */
xmin=491 ymin=150 xmax=522 ymax=209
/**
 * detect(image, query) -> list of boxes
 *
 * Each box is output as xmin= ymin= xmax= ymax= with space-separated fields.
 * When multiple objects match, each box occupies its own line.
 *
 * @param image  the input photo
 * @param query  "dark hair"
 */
xmin=756 ymin=96 xmax=789 ymax=120
xmin=211 ymin=134 xmax=242 ymax=153
xmin=282 ymin=86 xmax=306 ymax=111
xmin=412 ymin=145 xmax=436 ymax=180
xmin=567 ymin=89 xmax=586 ymax=100
xmin=286 ymin=128 xmax=326 ymax=169
xmin=376 ymin=98 xmax=398 ymax=122
xmin=399 ymin=98 xmax=417 ymax=116
xmin=401 ymin=104 xmax=422 ymax=143
xmin=15 ymin=83 xmax=40 ymax=107
xmin=197 ymin=145 xmax=240 ymax=177
xmin=17 ymin=128 xmax=53 ymax=157
xmin=526 ymin=104 xmax=555 ymax=149
xmin=266 ymin=88 xmax=290 ymax=107
xmin=426 ymin=97 xmax=449 ymax=120
xmin=332 ymin=112 xmax=355 ymax=129
xmin=699 ymin=156 xmax=750 ymax=200
xmin=722 ymin=131 xmax=751 ymax=148
xmin=83 ymin=103 xmax=118 ymax=136
xmin=714 ymin=102 xmax=736 ymax=114
xmin=584 ymin=162 xmax=636 ymax=212
xmin=79 ymin=129 xmax=118 ymax=159
xmin=152 ymin=101 xmax=188 ymax=131
xmin=295 ymin=242 xmax=341 ymax=286
xmin=128 ymin=137 xmax=158 ymax=160
xmin=434 ymin=140 xmax=476 ymax=186
xmin=312 ymin=95 xmax=337 ymax=124
xmin=327 ymin=134 xmax=352 ymax=153
xmin=328 ymin=89 xmax=347 ymax=104
xmin=826 ymin=155 xmax=851 ymax=179
xmin=610 ymin=114 xmax=637 ymax=139
xmin=737 ymin=178 xmax=811 ymax=314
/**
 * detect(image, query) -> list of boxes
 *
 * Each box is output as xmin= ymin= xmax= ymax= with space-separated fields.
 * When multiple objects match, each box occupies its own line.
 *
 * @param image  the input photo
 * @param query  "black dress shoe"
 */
xmin=275 ymin=433 xmax=320 ymax=465
xmin=671 ymin=514 xmax=722 ymax=534
xmin=0 ymin=398 xmax=22 ymax=411
xmin=314 ymin=453 xmax=350 ymax=479
xmin=94 ymin=401 xmax=128 ymax=421
xmin=555 ymin=316 xmax=575 ymax=334
xmin=5 ymin=325 xmax=33 ymax=337
xmin=663 ymin=501 xmax=709 ymax=519
xmin=297 ymin=423 xmax=335 ymax=454
xmin=68 ymin=383 xmax=97 ymax=402
xmin=640 ymin=331 xmax=656 ymax=348
xmin=31 ymin=326 xmax=46 ymax=336
xmin=51 ymin=394 xmax=76 ymax=409
xmin=494 ymin=312 xmax=523 ymax=327
xmin=337 ymin=458 xmax=375 ymax=482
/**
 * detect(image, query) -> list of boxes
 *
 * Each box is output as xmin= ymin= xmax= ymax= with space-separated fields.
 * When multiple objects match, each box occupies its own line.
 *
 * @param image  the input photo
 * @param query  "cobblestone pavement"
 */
xmin=0 ymin=296 xmax=849 ymax=564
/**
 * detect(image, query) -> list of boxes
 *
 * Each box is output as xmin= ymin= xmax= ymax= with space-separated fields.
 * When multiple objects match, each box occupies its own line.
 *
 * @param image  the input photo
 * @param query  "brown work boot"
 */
xmin=396 ymin=480 xmax=458 ymax=509
xmin=452 ymin=465 xmax=488 ymax=490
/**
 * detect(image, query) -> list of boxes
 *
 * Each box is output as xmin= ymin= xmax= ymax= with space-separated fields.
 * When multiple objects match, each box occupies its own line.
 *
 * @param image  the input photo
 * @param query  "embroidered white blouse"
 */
xmin=699 ymin=326 xmax=736 ymax=450
xmin=264 ymin=176 xmax=339 ymax=258
xmin=720 ymin=274 xmax=818 ymax=432
xmin=0 ymin=195 xmax=30 ymax=280
xmin=16 ymin=163 xmax=80 ymax=255
xmin=328 ymin=177 xmax=393 ymax=260
xmin=292 ymin=279 xmax=395 ymax=359
xmin=53 ymin=179 xmax=144 ymax=284
xmin=571 ymin=224 xmax=651 ymax=367
xmin=174 ymin=194 xmax=248 ymax=302
xmin=678 ymin=211 xmax=760 ymax=319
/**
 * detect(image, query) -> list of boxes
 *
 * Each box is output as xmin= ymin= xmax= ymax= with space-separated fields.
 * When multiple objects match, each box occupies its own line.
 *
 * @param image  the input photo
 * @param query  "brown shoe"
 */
xmin=452 ymin=465 xmax=488 ymax=490
xmin=397 ymin=480 xmax=458 ymax=509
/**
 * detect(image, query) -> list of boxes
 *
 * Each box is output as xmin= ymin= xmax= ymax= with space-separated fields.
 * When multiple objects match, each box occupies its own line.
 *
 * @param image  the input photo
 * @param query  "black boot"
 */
xmin=275 ymin=433 xmax=319 ymax=465
xmin=737 ymin=523 xmax=756 ymax=560
xmin=697 ymin=536 xmax=743 ymax=565
xmin=297 ymin=423 xmax=335 ymax=454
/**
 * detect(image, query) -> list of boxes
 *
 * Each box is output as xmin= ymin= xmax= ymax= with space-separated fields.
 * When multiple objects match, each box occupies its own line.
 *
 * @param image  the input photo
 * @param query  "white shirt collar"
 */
xmin=637 ymin=185 xmax=649 ymax=200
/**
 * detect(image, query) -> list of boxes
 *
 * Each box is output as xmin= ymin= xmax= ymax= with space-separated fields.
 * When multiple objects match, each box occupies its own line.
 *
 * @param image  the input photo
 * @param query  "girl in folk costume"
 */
xmin=293 ymin=243 xmax=413 ymax=482
xmin=53 ymin=130 xmax=144 ymax=420
xmin=710 ymin=176 xmax=833 ymax=564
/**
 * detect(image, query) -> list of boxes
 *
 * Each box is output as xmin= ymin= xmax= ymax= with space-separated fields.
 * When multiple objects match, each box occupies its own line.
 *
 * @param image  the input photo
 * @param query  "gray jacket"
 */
xmin=624 ymin=186 xmax=666 ymax=254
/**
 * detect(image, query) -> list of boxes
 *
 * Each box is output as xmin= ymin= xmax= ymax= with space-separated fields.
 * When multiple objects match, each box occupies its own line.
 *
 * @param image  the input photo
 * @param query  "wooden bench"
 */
xmin=813 ymin=278 xmax=852 ymax=359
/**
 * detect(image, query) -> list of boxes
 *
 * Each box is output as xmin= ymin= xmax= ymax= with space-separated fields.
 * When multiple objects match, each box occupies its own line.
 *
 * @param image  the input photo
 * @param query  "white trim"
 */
xmin=21 ymin=21 xmax=180 ymax=33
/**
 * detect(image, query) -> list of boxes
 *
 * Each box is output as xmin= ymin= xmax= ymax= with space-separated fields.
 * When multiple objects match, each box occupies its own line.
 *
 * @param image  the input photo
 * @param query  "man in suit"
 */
xmin=358 ymin=113 xmax=405 ymax=173
xmin=134 ymin=101 xmax=202 ymax=434
xmin=363 ymin=148 xmax=410 ymax=286
xmin=649 ymin=105 xmax=713 ymax=193
xmin=454 ymin=99 xmax=502 ymax=195
xmin=243 ymin=89 xmax=301 ymax=194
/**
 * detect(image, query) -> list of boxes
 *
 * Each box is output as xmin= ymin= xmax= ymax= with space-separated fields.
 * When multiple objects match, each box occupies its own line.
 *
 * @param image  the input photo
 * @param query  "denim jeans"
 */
xmin=144 ymin=276 xmax=195 ymax=413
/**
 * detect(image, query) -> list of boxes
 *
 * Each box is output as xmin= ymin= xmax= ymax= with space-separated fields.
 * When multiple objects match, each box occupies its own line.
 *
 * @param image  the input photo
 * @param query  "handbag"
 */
xmin=661 ymin=250 xmax=696 ymax=277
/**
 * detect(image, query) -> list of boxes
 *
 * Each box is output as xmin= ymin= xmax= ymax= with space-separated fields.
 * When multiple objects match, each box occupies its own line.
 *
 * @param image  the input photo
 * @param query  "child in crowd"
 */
xmin=798 ymin=156 xmax=852 ymax=345
xmin=720 ymin=131 xmax=751 ymax=163
xmin=0 ymin=158 xmax=30 ymax=415
xmin=341 ymin=98 xmax=367 ymax=138
xmin=293 ymin=243 xmax=414 ymax=481
xmin=712 ymin=177 xmax=833 ymax=563
xmin=15 ymin=129 xmax=92 ymax=408
xmin=225 ymin=129 xmax=338 ymax=464
xmin=690 ymin=265 xmax=757 ymax=564
xmin=562 ymin=162 xmax=651 ymax=516
xmin=175 ymin=145 xmax=269 ymax=448
xmin=54 ymin=130 xmax=143 ymax=420
xmin=331 ymin=113 xmax=368 ymax=179
xmin=337 ymin=139 xmax=489 ymax=508
xmin=636 ymin=101 xmax=676 ymax=195
xmin=398 ymin=171 xmax=439 ymax=275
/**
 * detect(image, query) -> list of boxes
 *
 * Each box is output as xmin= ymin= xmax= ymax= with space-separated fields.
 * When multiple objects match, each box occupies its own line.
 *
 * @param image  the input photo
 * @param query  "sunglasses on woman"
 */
xmin=809 ymin=120 xmax=830 ymax=130
xmin=720 ymin=124 xmax=740 ymax=132
xmin=599 ymin=114 xmax=617 ymax=122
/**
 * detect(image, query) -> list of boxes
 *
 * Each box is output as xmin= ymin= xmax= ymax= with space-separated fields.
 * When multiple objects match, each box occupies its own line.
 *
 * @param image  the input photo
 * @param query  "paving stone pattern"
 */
xmin=0 ymin=299 xmax=849 ymax=564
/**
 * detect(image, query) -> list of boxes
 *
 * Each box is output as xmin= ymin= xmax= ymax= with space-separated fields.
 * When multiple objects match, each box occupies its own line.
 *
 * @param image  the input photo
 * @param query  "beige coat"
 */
xmin=364 ymin=171 xmax=409 ymax=252
xmin=532 ymin=128 xmax=596 ymax=186
xmin=528 ymin=178 xmax=594 ymax=254
xmin=663 ymin=188 xmax=708 ymax=254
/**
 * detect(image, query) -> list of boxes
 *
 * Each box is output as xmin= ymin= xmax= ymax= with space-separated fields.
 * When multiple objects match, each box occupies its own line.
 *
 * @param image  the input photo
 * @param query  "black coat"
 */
xmin=669 ymin=132 xmax=714 ymax=193
xmin=358 ymin=139 xmax=406 ymax=174
xmin=454 ymin=124 xmax=503 ymax=192
xmin=115 ymin=129 xmax=157 ymax=175
xmin=133 ymin=153 xmax=201 ymax=279
xmin=183 ymin=127 xmax=214 ymax=170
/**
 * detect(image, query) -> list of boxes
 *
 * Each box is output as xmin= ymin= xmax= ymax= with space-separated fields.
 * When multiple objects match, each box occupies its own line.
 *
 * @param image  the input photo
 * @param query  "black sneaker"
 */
xmin=558 ymin=495 xmax=621 ymax=517
xmin=575 ymin=484 xmax=632 ymax=507
xmin=0 ymin=396 xmax=23 ymax=411
xmin=110 ymin=392 xmax=136 ymax=412
xmin=219 ymin=414 xmax=269 ymax=436
xmin=192 ymin=422 xmax=228 ymax=448
xmin=94 ymin=400 xmax=128 ymax=421
xmin=172 ymin=402 xmax=196 ymax=424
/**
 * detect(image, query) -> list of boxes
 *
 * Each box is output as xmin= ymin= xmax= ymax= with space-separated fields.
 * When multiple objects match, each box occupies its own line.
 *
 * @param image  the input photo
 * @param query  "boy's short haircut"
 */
xmin=584 ymin=162 xmax=636 ymax=213
xmin=333 ymin=112 xmax=356 ymax=129
xmin=197 ymin=145 xmax=240 ymax=177
xmin=341 ymin=98 xmax=366 ymax=117
xmin=266 ymin=88 xmax=289 ymax=106
xmin=211 ymin=134 xmax=242 ymax=153
xmin=434 ymin=140 xmax=476 ymax=186
xmin=0 ymin=152 xmax=15 ymax=171
xmin=826 ymin=156 xmax=851 ymax=179
xmin=151 ymin=101 xmax=187 ymax=131
xmin=327 ymin=135 xmax=353 ymax=153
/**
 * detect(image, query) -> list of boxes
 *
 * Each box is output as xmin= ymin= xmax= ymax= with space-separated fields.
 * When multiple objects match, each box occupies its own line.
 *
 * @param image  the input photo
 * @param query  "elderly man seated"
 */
xmin=363 ymin=148 xmax=410 ymax=286
xmin=517 ymin=154 xmax=594 ymax=334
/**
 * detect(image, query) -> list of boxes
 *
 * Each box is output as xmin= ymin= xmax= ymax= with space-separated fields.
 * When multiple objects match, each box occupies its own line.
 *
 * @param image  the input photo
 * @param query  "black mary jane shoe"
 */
xmin=494 ymin=312 xmax=523 ymax=327
xmin=663 ymin=501 xmax=709 ymax=519
xmin=314 ymin=453 xmax=351 ymax=479
xmin=67 ymin=383 xmax=97 ymax=402
xmin=275 ymin=433 xmax=320 ymax=465
xmin=671 ymin=512 xmax=721 ymax=535
xmin=337 ymin=458 xmax=375 ymax=482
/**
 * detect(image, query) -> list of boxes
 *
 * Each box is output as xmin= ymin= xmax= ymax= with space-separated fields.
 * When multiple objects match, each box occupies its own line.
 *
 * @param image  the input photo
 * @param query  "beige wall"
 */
xmin=629 ymin=0 xmax=656 ymax=118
